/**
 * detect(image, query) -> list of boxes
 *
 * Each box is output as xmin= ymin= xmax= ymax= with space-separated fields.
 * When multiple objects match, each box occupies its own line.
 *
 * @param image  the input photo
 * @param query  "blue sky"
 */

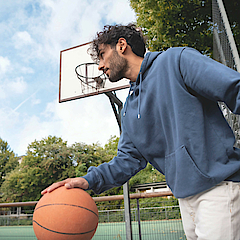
xmin=0 ymin=0 xmax=135 ymax=156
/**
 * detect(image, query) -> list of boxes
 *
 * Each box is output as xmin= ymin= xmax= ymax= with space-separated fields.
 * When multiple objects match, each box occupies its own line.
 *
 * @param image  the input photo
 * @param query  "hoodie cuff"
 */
xmin=82 ymin=167 xmax=98 ymax=191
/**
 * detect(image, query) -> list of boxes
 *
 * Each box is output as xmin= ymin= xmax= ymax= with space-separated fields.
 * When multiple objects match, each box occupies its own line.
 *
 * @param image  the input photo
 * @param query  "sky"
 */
xmin=0 ymin=0 xmax=136 ymax=156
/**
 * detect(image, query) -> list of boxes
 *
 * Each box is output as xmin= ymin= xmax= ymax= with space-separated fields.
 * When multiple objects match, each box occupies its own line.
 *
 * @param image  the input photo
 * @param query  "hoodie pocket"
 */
xmin=165 ymin=145 xmax=213 ymax=198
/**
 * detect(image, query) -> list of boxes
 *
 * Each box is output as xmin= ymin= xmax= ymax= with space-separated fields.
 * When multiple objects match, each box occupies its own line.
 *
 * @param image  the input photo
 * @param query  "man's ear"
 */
xmin=116 ymin=38 xmax=128 ymax=54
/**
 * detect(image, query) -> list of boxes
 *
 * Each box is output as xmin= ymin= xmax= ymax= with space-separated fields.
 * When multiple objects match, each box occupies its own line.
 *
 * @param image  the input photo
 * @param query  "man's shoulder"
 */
xmin=161 ymin=46 xmax=199 ymax=54
xmin=151 ymin=47 xmax=201 ymax=62
xmin=147 ymin=47 xmax=188 ymax=62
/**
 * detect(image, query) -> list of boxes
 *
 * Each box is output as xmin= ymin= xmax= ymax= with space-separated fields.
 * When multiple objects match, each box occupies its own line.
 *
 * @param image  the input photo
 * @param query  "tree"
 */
xmin=130 ymin=0 xmax=240 ymax=55
xmin=0 ymin=136 xmax=76 ymax=202
xmin=71 ymin=142 xmax=103 ymax=172
xmin=130 ymin=0 xmax=212 ymax=54
xmin=129 ymin=163 xmax=165 ymax=193
xmin=0 ymin=138 xmax=18 ymax=187
xmin=73 ymin=135 xmax=119 ymax=177
xmin=103 ymin=135 xmax=119 ymax=155
xmin=72 ymin=136 xmax=123 ymax=197
xmin=0 ymin=135 xmax=166 ymax=203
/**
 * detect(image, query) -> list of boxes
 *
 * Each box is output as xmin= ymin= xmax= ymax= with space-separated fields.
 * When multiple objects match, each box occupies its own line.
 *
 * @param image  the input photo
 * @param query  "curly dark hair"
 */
xmin=89 ymin=24 xmax=146 ymax=62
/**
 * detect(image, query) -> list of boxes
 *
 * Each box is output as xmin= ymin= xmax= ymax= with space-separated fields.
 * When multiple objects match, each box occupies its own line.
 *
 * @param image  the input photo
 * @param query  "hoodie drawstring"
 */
xmin=137 ymin=72 xmax=142 ymax=119
xmin=123 ymin=73 xmax=143 ymax=119
xmin=123 ymin=84 xmax=132 ymax=117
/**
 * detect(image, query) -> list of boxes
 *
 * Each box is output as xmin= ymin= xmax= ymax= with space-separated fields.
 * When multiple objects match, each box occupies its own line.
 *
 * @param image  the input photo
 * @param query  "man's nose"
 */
xmin=98 ymin=60 xmax=104 ymax=71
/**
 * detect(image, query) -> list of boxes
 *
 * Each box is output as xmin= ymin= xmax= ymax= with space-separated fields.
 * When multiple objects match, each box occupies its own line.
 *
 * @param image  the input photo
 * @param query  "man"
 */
xmin=42 ymin=24 xmax=240 ymax=239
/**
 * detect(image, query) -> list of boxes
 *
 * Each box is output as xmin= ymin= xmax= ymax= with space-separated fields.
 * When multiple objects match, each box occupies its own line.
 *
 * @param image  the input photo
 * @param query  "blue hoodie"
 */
xmin=83 ymin=47 xmax=240 ymax=198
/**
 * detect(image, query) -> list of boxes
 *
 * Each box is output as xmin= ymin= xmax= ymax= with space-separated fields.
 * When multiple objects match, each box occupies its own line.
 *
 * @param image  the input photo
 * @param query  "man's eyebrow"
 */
xmin=98 ymin=45 xmax=106 ymax=55
xmin=98 ymin=49 xmax=102 ymax=56
xmin=97 ymin=49 xmax=102 ymax=58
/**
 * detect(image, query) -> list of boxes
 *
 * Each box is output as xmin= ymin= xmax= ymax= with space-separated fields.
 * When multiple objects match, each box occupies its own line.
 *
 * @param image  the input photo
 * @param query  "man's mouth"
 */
xmin=103 ymin=68 xmax=109 ymax=76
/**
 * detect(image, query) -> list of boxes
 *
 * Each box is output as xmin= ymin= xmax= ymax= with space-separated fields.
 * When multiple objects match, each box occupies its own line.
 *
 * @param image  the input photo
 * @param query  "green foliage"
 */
xmin=75 ymin=162 xmax=87 ymax=177
xmin=130 ymin=0 xmax=240 ymax=55
xmin=104 ymin=135 xmax=119 ymax=155
xmin=0 ymin=138 xmax=18 ymax=187
xmin=134 ymin=198 xmax=181 ymax=221
xmin=84 ymin=136 xmax=124 ymax=206
xmin=71 ymin=142 xmax=103 ymax=169
xmin=0 ymin=135 xmax=121 ymax=203
xmin=129 ymin=163 xmax=165 ymax=192
xmin=1 ymin=135 xmax=166 ymax=203
xmin=72 ymin=135 xmax=119 ymax=177
xmin=130 ymin=0 xmax=212 ymax=55
xmin=0 ymin=136 xmax=76 ymax=202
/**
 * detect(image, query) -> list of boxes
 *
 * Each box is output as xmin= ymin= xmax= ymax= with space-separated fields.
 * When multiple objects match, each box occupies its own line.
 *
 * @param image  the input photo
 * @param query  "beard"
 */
xmin=108 ymin=49 xmax=129 ymax=82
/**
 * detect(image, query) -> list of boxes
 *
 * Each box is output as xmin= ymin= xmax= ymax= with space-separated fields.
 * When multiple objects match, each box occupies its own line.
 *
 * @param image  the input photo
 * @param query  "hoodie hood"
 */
xmin=136 ymin=51 xmax=162 ymax=85
xmin=124 ymin=51 xmax=162 ymax=118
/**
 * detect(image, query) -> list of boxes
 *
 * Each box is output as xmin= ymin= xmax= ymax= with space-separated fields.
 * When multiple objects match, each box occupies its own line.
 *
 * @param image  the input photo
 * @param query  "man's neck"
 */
xmin=125 ymin=56 xmax=144 ymax=82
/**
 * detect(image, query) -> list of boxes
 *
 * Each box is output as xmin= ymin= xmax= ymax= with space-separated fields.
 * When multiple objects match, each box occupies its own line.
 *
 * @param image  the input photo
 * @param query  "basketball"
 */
xmin=33 ymin=187 xmax=98 ymax=240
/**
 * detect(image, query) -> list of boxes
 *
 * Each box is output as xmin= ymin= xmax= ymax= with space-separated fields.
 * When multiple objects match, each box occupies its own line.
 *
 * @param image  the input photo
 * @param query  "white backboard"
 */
xmin=59 ymin=42 xmax=130 ymax=102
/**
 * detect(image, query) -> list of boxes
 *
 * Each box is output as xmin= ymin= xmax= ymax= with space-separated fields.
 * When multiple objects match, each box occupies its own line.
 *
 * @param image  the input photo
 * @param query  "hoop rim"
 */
xmin=75 ymin=62 xmax=105 ymax=79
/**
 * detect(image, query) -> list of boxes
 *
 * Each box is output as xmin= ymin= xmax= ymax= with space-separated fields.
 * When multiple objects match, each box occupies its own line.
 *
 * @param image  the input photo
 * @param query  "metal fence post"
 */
xmin=123 ymin=182 xmax=133 ymax=240
xmin=137 ymin=198 xmax=142 ymax=240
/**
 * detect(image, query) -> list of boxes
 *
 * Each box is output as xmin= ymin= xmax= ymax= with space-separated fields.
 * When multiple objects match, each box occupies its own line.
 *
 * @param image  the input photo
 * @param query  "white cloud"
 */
xmin=0 ymin=86 xmax=6 ymax=99
xmin=0 ymin=56 xmax=11 ymax=75
xmin=42 ymin=95 xmax=122 ymax=145
xmin=38 ymin=0 xmax=99 ymax=60
xmin=15 ymin=115 xmax=51 ymax=155
xmin=20 ymin=66 xmax=34 ymax=74
xmin=0 ymin=106 xmax=20 ymax=142
xmin=11 ymin=30 xmax=44 ymax=62
xmin=0 ymin=76 xmax=27 ymax=100
xmin=105 ymin=1 xmax=136 ymax=23
xmin=7 ymin=77 xmax=27 ymax=94
xmin=13 ymin=31 xmax=34 ymax=49
xmin=31 ymin=98 xmax=41 ymax=106
xmin=36 ymin=0 xmax=136 ymax=62
xmin=5 ymin=94 xmax=123 ymax=155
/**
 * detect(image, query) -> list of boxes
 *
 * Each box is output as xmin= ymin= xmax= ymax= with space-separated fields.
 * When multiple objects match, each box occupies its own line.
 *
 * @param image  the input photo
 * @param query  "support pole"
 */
xmin=137 ymin=198 xmax=142 ymax=240
xmin=105 ymin=91 xmax=133 ymax=240
xmin=123 ymin=182 xmax=133 ymax=240
xmin=216 ymin=0 xmax=240 ymax=72
xmin=105 ymin=91 xmax=123 ymax=130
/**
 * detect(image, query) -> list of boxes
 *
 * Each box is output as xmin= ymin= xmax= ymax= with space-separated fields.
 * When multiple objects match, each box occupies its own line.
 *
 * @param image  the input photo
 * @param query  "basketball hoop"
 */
xmin=59 ymin=42 xmax=130 ymax=102
xmin=75 ymin=63 xmax=107 ymax=92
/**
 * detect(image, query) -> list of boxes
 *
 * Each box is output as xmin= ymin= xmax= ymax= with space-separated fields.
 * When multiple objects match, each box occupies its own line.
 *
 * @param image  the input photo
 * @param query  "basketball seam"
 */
xmin=33 ymin=220 xmax=96 ymax=235
xmin=34 ymin=203 xmax=98 ymax=218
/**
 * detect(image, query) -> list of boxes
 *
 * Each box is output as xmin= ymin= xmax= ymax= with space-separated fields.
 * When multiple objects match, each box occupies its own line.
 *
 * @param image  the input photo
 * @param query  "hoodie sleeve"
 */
xmin=179 ymin=47 xmax=240 ymax=114
xmin=82 ymin=130 xmax=147 ymax=194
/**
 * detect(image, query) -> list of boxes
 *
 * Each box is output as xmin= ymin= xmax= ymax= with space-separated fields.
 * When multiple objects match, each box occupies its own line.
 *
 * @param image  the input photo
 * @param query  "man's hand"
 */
xmin=41 ymin=177 xmax=89 ymax=195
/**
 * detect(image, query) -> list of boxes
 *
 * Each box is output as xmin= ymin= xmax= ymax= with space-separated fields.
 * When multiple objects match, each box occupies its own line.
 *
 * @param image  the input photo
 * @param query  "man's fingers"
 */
xmin=65 ymin=183 xmax=71 ymax=189
xmin=65 ymin=178 xmax=89 ymax=190
xmin=41 ymin=180 xmax=68 ymax=195
xmin=41 ymin=178 xmax=89 ymax=195
xmin=41 ymin=189 xmax=48 ymax=195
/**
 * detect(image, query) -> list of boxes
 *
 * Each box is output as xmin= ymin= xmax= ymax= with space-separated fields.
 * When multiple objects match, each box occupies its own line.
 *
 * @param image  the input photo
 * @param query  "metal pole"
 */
xmin=123 ymin=182 xmax=133 ymax=240
xmin=105 ymin=91 xmax=133 ymax=240
xmin=105 ymin=91 xmax=123 ymax=130
xmin=137 ymin=198 xmax=142 ymax=240
xmin=216 ymin=0 xmax=240 ymax=72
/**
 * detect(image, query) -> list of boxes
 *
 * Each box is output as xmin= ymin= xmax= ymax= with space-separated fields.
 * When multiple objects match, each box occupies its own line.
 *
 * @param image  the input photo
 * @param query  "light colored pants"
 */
xmin=178 ymin=181 xmax=240 ymax=240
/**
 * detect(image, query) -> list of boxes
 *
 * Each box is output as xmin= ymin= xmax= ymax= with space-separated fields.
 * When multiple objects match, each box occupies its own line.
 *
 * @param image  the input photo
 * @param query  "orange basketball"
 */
xmin=33 ymin=187 xmax=98 ymax=240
